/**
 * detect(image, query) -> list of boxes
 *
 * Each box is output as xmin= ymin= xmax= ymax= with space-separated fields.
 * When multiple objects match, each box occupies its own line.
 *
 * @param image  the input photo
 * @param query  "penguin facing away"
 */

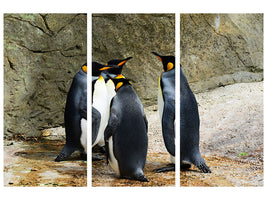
xmin=104 ymin=75 xmax=149 ymax=182
xmin=180 ymin=65 xmax=211 ymax=173
xmin=152 ymin=52 xmax=175 ymax=172
xmin=55 ymin=63 xmax=87 ymax=162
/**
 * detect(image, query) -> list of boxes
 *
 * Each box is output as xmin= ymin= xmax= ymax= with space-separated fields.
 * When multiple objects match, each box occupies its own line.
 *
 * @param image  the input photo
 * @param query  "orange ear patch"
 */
xmin=167 ymin=62 xmax=174 ymax=71
xmin=82 ymin=65 xmax=87 ymax=73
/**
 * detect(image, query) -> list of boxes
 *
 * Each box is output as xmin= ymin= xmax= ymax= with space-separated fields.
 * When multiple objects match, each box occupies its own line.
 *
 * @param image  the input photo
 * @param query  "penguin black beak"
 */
xmin=117 ymin=57 xmax=133 ymax=66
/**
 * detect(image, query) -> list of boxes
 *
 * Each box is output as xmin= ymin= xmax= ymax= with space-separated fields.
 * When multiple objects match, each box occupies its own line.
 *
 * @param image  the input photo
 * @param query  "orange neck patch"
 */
xmin=115 ymin=74 xmax=125 ymax=79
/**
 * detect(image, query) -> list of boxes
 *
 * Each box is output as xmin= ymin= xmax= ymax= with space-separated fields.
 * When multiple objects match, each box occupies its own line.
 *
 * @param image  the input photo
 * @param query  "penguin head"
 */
xmin=99 ymin=64 xmax=120 ymax=73
xmin=98 ymin=64 xmax=120 ymax=82
xmin=92 ymin=61 xmax=105 ymax=76
xmin=152 ymin=52 xmax=175 ymax=72
xmin=105 ymin=57 xmax=133 ymax=74
xmin=82 ymin=63 xmax=87 ymax=74
xmin=110 ymin=74 xmax=132 ymax=91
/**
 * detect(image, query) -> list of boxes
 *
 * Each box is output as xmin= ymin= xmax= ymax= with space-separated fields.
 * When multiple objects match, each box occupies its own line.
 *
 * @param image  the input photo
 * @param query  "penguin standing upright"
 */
xmin=152 ymin=52 xmax=175 ymax=172
xmin=92 ymin=74 xmax=109 ymax=148
xmin=104 ymin=75 xmax=149 ymax=182
xmin=55 ymin=63 xmax=87 ymax=162
xmin=91 ymin=58 xmax=132 ymax=149
xmin=180 ymin=65 xmax=211 ymax=173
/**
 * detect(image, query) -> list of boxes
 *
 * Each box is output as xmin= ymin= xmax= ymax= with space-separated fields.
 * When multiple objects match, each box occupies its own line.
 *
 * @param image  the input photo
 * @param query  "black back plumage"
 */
xmin=180 ymin=65 xmax=211 ymax=173
xmin=104 ymin=76 xmax=148 ymax=182
xmin=55 ymin=63 xmax=87 ymax=162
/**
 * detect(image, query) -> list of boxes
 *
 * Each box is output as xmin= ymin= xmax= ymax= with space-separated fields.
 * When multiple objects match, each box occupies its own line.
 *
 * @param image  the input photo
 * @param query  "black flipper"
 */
xmin=92 ymin=106 xmax=101 ymax=145
xmin=162 ymin=98 xmax=175 ymax=157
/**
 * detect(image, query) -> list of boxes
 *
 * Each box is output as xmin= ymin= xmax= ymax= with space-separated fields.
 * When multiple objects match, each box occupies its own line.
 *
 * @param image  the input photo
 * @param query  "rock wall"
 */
xmin=4 ymin=14 xmax=87 ymax=138
xmin=180 ymin=14 xmax=263 ymax=93
xmin=92 ymin=14 xmax=175 ymax=105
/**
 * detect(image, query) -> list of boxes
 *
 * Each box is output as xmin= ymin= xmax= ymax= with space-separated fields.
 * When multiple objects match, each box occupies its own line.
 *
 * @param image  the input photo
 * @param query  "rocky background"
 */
xmin=181 ymin=14 xmax=263 ymax=93
xmin=4 ymin=14 xmax=87 ymax=138
xmin=4 ymin=14 xmax=263 ymax=138
xmin=92 ymin=14 xmax=175 ymax=105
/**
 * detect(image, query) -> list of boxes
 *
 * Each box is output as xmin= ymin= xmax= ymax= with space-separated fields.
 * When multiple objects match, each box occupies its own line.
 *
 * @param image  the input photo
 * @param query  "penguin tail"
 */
xmin=197 ymin=162 xmax=211 ymax=173
xmin=136 ymin=174 xmax=149 ymax=182
xmin=55 ymin=152 xmax=68 ymax=162
xmin=192 ymin=155 xmax=211 ymax=173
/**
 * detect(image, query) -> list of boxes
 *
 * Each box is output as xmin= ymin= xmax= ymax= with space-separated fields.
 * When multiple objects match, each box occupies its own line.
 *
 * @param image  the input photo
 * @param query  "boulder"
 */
xmin=181 ymin=14 xmax=263 ymax=93
xmin=92 ymin=14 xmax=175 ymax=105
xmin=4 ymin=14 xmax=87 ymax=137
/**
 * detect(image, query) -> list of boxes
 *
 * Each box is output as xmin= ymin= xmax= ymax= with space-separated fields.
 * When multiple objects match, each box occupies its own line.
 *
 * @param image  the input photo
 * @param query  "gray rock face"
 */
xmin=181 ymin=14 xmax=263 ymax=93
xmin=92 ymin=14 xmax=175 ymax=105
xmin=4 ymin=14 xmax=87 ymax=137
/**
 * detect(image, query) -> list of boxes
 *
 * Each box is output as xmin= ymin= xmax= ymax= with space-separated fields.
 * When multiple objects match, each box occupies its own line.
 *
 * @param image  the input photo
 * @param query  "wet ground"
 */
xmin=4 ymin=130 xmax=87 ymax=187
xmin=3 ymin=81 xmax=263 ymax=187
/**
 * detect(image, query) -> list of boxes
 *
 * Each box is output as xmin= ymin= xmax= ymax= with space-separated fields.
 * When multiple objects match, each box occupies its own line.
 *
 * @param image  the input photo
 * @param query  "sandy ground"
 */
xmin=181 ymin=81 xmax=264 ymax=186
xmin=92 ymin=105 xmax=175 ymax=187
xmin=4 ymin=132 xmax=87 ymax=187
xmin=3 ymin=81 xmax=263 ymax=187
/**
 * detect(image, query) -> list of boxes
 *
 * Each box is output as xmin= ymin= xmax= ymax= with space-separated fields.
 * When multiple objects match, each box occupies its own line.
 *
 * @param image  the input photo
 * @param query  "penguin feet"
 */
xmin=153 ymin=163 xmax=175 ymax=173
xmin=180 ymin=163 xmax=191 ymax=170
xmin=92 ymin=153 xmax=105 ymax=161
xmin=55 ymin=145 xmax=77 ymax=162
xmin=80 ymin=152 xmax=87 ymax=161
xmin=55 ymin=152 xmax=68 ymax=162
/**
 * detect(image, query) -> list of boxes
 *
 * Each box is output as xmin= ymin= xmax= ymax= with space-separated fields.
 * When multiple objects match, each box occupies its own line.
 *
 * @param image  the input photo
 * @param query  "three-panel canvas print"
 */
xmin=2 ymin=13 xmax=263 ymax=187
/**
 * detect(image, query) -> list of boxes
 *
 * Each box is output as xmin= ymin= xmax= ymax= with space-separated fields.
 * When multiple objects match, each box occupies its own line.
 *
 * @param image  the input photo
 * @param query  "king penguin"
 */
xmin=92 ymin=57 xmax=132 ymax=76
xmin=180 ymin=65 xmax=211 ymax=173
xmin=55 ymin=63 xmax=87 ymax=162
xmin=104 ymin=57 xmax=132 ymax=74
xmin=152 ymin=52 xmax=175 ymax=172
xmin=104 ymin=75 xmax=149 ymax=182
xmin=91 ymin=62 xmax=126 ymax=149
xmin=92 ymin=73 xmax=110 ymax=148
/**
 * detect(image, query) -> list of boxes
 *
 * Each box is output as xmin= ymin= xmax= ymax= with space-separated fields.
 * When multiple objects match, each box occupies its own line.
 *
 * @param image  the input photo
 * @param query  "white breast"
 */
xmin=106 ymin=79 xmax=116 ymax=101
xmin=80 ymin=118 xmax=87 ymax=153
xmin=92 ymin=78 xmax=109 ymax=147
xmin=108 ymin=136 xmax=120 ymax=176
